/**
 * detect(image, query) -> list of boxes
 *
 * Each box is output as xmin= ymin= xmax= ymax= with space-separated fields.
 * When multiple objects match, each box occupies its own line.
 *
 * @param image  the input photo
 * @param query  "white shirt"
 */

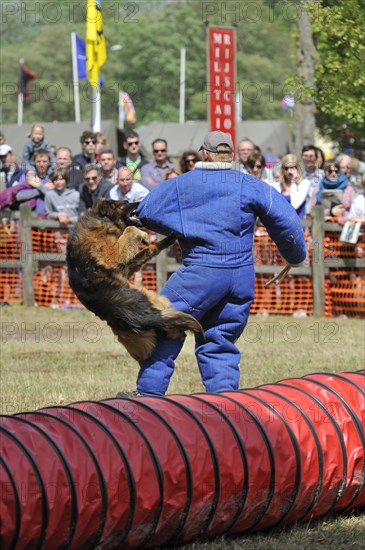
xmin=108 ymin=180 xmax=149 ymax=202
xmin=349 ymin=194 xmax=365 ymax=218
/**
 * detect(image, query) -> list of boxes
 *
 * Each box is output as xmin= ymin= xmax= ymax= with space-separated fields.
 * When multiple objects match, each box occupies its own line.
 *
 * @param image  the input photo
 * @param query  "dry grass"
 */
xmin=1 ymin=305 xmax=364 ymax=549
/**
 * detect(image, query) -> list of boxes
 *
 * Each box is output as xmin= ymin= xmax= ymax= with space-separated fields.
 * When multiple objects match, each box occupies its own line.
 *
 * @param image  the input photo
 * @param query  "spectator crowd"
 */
xmin=1 ymin=125 xmax=364 ymax=225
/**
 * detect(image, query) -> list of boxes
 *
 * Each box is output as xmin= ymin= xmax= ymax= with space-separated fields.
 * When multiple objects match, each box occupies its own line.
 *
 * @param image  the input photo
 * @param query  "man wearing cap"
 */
xmin=0 ymin=144 xmax=25 ymax=190
xmin=125 ymin=131 xmax=306 ymax=397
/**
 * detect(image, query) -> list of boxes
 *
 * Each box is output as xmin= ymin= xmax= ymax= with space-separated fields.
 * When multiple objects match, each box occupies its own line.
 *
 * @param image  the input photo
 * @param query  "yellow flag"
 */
xmin=86 ymin=0 xmax=107 ymax=89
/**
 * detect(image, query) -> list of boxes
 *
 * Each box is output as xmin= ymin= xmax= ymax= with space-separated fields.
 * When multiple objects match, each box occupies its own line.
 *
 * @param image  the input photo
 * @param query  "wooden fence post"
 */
xmin=20 ymin=204 xmax=34 ymax=306
xmin=311 ymin=205 xmax=325 ymax=316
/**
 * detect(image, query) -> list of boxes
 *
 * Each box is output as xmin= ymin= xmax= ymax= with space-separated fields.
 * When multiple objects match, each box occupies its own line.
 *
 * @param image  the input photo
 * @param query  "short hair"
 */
xmin=83 ymin=163 xmax=102 ymax=177
xmin=124 ymin=130 xmax=139 ymax=140
xmin=80 ymin=131 xmax=97 ymax=144
xmin=55 ymin=146 xmax=72 ymax=158
xmin=205 ymin=145 xmax=233 ymax=163
xmin=152 ymin=138 xmax=167 ymax=148
xmin=238 ymin=138 xmax=255 ymax=149
xmin=246 ymin=152 xmax=266 ymax=170
xmin=301 ymin=144 xmax=317 ymax=155
xmin=49 ymin=167 xmax=69 ymax=183
xmin=99 ymin=148 xmax=115 ymax=157
xmin=34 ymin=148 xmax=50 ymax=160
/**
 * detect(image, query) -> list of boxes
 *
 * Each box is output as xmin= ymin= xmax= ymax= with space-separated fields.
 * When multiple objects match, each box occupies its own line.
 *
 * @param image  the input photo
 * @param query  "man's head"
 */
xmin=237 ymin=138 xmax=255 ymax=165
xmin=199 ymin=131 xmax=233 ymax=162
xmin=117 ymin=167 xmax=134 ymax=194
xmin=0 ymin=144 xmax=14 ymax=169
xmin=152 ymin=138 xmax=168 ymax=165
xmin=301 ymin=145 xmax=317 ymax=173
xmin=80 ymin=131 xmax=97 ymax=157
xmin=124 ymin=130 xmax=141 ymax=158
xmin=83 ymin=163 xmax=102 ymax=192
xmin=34 ymin=149 xmax=51 ymax=176
xmin=55 ymin=147 xmax=73 ymax=169
xmin=99 ymin=149 xmax=116 ymax=174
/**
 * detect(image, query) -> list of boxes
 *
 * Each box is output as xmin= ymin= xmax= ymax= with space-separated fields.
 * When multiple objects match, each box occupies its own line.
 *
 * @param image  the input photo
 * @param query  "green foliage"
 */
xmin=1 ymin=0 xmax=296 ymax=126
xmin=287 ymin=0 xmax=364 ymax=150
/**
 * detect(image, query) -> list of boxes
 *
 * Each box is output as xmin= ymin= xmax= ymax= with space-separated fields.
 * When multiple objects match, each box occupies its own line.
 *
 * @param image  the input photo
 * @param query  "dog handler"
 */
xmin=131 ymin=131 xmax=307 ymax=396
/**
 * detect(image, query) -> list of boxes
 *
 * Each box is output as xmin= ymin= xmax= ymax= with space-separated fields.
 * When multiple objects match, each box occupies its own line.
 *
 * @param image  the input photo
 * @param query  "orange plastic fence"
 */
xmin=0 ymin=220 xmax=364 ymax=317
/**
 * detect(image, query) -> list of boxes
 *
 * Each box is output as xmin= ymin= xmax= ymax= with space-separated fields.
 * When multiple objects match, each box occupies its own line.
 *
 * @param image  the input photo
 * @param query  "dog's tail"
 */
xmin=160 ymin=309 xmax=204 ymax=340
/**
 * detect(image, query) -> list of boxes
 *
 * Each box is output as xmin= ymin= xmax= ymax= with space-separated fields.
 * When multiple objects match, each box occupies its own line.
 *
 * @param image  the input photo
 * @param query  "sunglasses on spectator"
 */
xmin=84 ymin=176 xmax=98 ymax=181
xmin=252 ymin=164 xmax=262 ymax=169
xmin=84 ymin=139 xmax=96 ymax=145
xmin=127 ymin=141 xmax=139 ymax=146
xmin=186 ymin=158 xmax=196 ymax=163
xmin=283 ymin=166 xmax=296 ymax=170
xmin=153 ymin=148 xmax=167 ymax=153
xmin=326 ymin=168 xmax=339 ymax=174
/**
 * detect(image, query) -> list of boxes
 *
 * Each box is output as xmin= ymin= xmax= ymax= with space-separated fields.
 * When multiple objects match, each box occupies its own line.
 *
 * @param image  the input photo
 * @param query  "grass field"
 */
xmin=1 ymin=306 xmax=364 ymax=549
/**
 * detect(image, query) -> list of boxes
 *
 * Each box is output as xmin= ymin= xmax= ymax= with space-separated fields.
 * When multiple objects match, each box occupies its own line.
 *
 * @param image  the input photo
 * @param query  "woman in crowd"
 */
xmin=279 ymin=154 xmax=311 ymax=219
xmin=179 ymin=150 xmax=200 ymax=173
xmin=246 ymin=151 xmax=266 ymax=180
xmin=165 ymin=168 xmax=182 ymax=180
xmin=310 ymin=160 xmax=356 ymax=219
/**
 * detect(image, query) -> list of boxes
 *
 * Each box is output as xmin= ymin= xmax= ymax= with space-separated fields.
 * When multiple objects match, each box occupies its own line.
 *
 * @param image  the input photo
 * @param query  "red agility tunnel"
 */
xmin=1 ymin=370 xmax=364 ymax=549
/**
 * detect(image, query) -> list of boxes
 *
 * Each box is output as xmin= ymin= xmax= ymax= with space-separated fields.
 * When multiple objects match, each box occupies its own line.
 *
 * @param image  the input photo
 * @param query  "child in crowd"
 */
xmin=45 ymin=167 xmax=80 ymax=224
xmin=22 ymin=123 xmax=55 ymax=171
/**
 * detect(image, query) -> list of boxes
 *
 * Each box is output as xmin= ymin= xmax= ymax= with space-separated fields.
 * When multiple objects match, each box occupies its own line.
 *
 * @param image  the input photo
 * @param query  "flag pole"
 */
xmin=17 ymin=92 xmax=23 ymax=126
xmin=179 ymin=47 xmax=186 ymax=124
xmin=90 ymin=85 xmax=101 ymax=132
xmin=71 ymin=32 xmax=81 ymax=123
xmin=17 ymin=59 xmax=24 ymax=126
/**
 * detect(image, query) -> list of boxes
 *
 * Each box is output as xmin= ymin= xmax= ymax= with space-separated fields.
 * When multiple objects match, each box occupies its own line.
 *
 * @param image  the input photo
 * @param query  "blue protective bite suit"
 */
xmin=135 ymin=163 xmax=307 ymax=395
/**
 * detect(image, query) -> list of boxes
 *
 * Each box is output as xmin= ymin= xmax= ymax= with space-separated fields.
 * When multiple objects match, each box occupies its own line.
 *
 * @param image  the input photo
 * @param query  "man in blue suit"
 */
xmin=126 ymin=131 xmax=306 ymax=396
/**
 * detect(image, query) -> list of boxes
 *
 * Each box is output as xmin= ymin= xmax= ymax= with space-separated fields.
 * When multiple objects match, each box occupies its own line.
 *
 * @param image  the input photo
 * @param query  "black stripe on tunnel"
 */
xmin=188 ymin=393 xmax=250 ymax=535
xmin=164 ymin=395 xmax=221 ymax=541
xmin=304 ymin=376 xmax=365 ymax=511
xmin=243 ymin=389 xmax=302 ymax=529
xmin=12 ymin=413 xmax=77 ymax=550
xmin=278 ymin=382 xmax=348 ymax=516
xmin=0 ymin=453 xmax=21 ymax=550
xmin=250 ymin=387 xmax=323 ymax=523
xmin=17 ymin=410 xmax=108 ymax=550
xmin=0 ymin=425 xmax=48 ymax=550
xmin=102 ymin=396 xmax=193 ymax=547
xmin=93 ymin=399 xmax=164 ymax=548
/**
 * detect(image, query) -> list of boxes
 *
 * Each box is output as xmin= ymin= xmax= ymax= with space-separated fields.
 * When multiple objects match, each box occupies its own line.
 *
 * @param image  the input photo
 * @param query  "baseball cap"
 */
xmin=199 ymin=131 xmax=233 ymax=153
xmin=0 ymin=144 xmax=12 ymax=156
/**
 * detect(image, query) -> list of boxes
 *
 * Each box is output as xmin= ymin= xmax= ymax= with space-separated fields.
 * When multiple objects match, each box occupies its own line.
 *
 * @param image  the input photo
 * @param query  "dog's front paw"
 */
xmin=140 ymin=231 xmax=150 ymax=245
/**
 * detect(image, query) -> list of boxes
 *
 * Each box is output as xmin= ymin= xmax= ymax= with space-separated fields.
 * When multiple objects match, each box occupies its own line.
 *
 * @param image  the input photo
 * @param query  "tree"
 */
xmin=288 ymin=0 xmax=365 ymax=152
xmin=0 ymin=0 xmax=296 ymax=128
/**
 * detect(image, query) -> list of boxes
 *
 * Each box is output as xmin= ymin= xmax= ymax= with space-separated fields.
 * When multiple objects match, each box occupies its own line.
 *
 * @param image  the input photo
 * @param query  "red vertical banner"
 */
xmin=208 ymin=27 xmax=236 ymax=156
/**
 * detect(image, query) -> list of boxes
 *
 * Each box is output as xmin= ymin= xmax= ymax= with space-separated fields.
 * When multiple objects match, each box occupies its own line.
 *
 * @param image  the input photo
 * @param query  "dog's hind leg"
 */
xmin=113 ymin=328 xmax=157 ymax=361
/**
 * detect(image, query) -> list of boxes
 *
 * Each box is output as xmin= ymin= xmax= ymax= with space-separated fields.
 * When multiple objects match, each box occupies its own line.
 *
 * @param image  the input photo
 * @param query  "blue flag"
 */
xmin=76 ymin=34 xmax=104 ymax=86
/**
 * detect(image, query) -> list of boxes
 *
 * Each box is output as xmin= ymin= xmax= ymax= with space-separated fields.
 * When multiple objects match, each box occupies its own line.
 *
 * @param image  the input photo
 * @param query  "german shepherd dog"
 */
xmin=66 ymin=199 xmax=203 ymax=361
